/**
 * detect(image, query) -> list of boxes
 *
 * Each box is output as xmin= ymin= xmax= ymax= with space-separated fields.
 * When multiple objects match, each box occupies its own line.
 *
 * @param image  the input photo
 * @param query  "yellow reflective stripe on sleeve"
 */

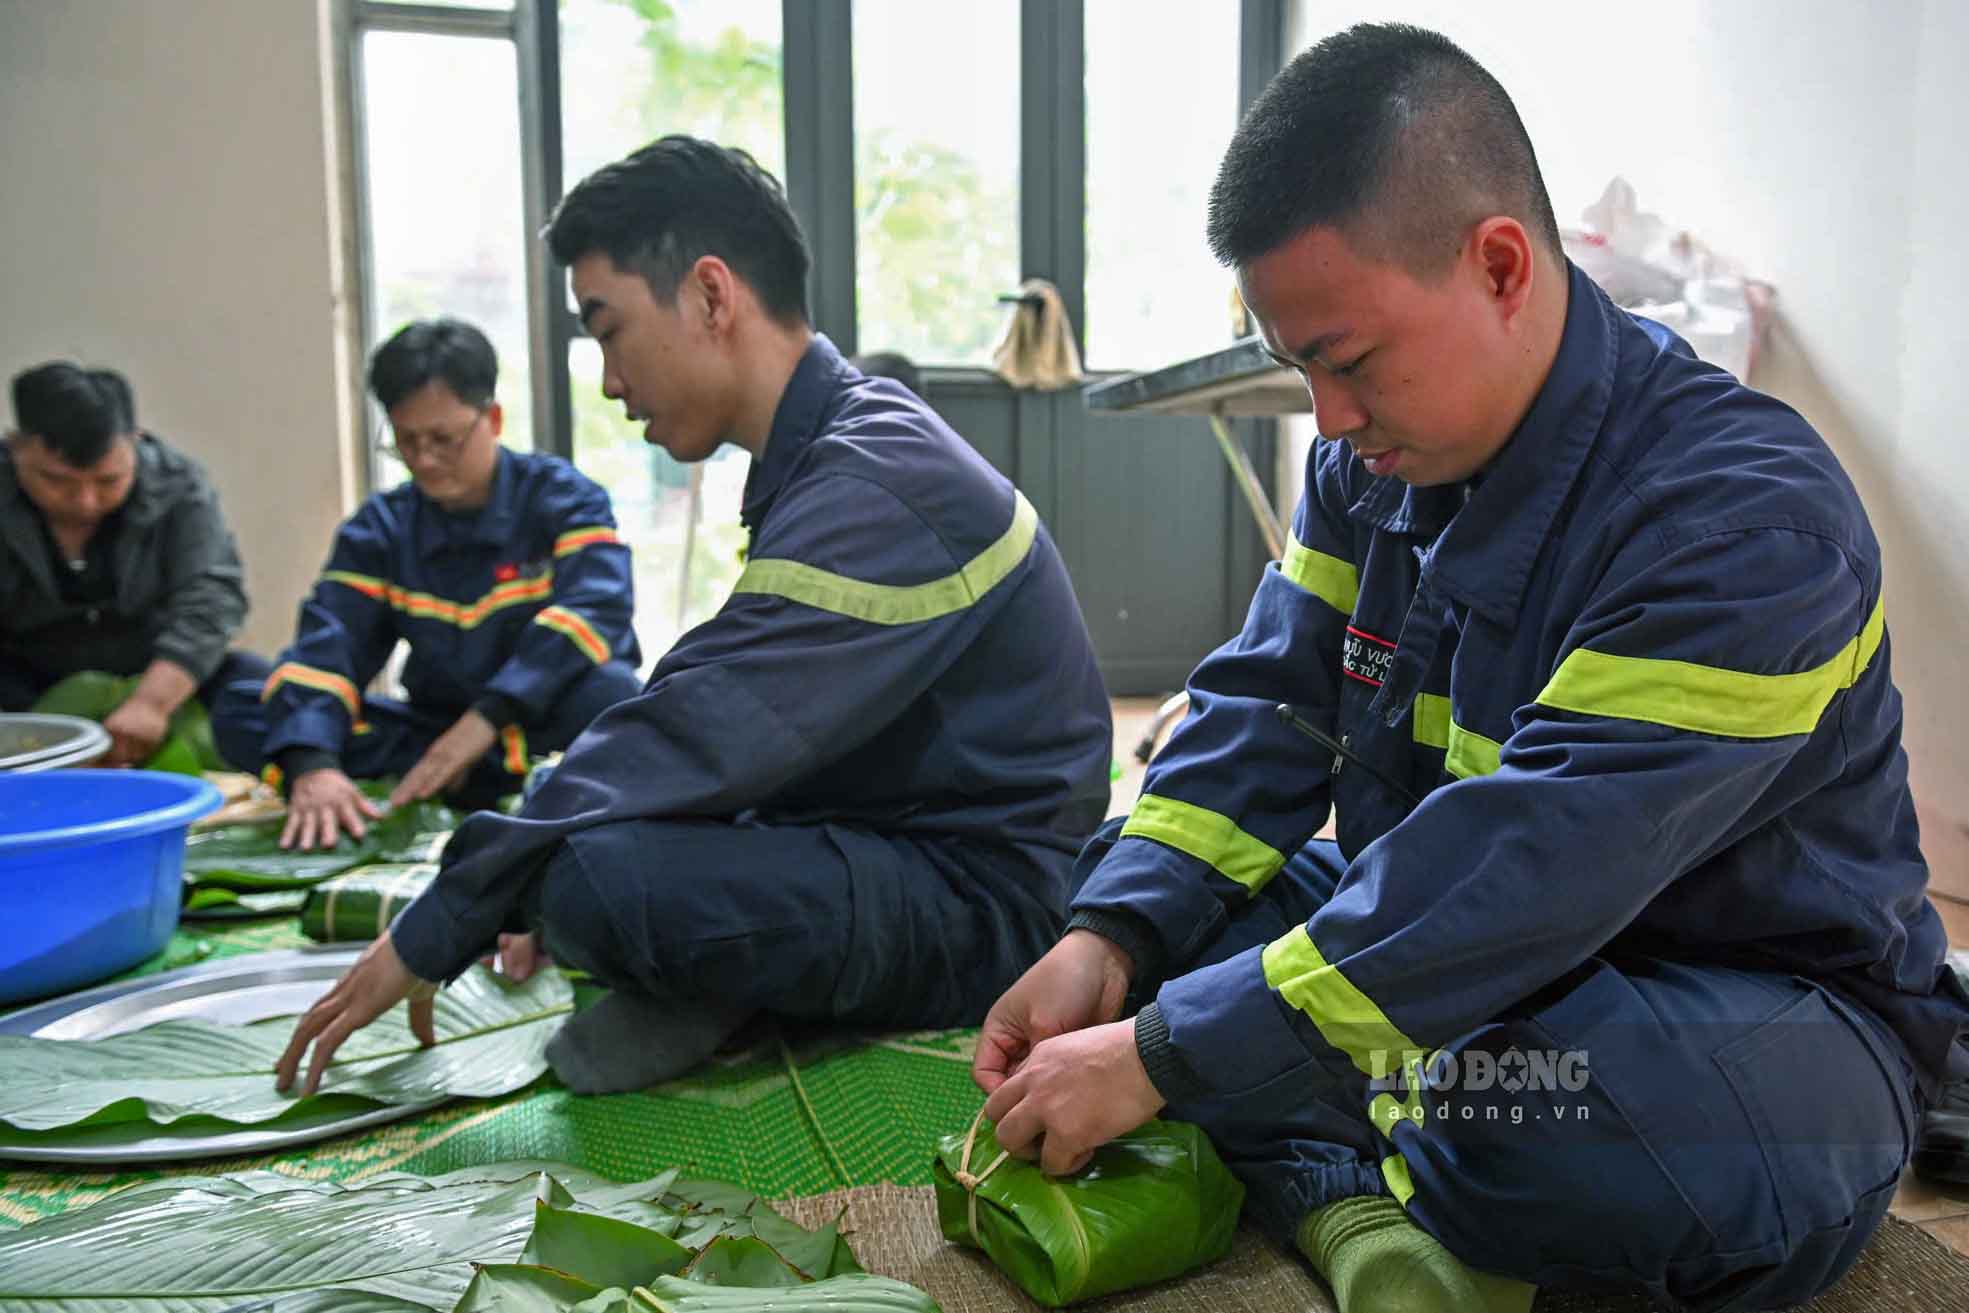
xmin=553 ymin=526 xmax=620 ymax=557
xmin=1445 ymin=721 xmax=1502 ymax=779
xmin=1261 ymin=924 xmax=1422 ymax=1079
xmin=1369 ymin=1090 xmax=1429 ymax=1135
xmin=1411 ymin=693 xmax=1452 ymax=750
xmin=534 ymin=605 xmax=610 ymax=663
xmin=261 ymin=662 xmax=361 ymax=719
xmin=500 ymin=724 xmax=528 ymax=776
xmin=321 ymin=570 xmax=387 ymax=601
xmin=1411 ymin=694 xmax=1501 ymax=779
xmin=731 ymin=491 xmax=1038 ymax=626
xmin=1121 ymin=794 xmax=1287 ymax=893
xmin=1278 ymin=532 xmax=1359 ymax=615
xmin=1537 ymin=596 xmax=1887 ymax=739
xmin=1380 ymin=1154 xmax=1417 ymax=1206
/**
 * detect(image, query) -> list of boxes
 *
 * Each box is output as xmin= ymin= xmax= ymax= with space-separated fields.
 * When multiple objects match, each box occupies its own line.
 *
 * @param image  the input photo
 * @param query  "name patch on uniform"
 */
xmin=1343 ymin=625 xmax=1396 ymax=687
xmin=494 ymin=559 xmax=553 ymax=585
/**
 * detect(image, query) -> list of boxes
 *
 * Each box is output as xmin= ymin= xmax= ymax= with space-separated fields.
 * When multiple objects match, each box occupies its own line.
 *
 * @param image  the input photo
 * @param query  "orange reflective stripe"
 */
xmin=321 ymin=570 xmax=387 ymax=601
xmin=261 ymin=662 xmax=361 ymax=719
xmin=534 ymin=605 xmax=610 ymax=664
xmin=501 ymin=724 xmax=528 ymax=776
xmin=554 ymin=526 xmax=620 ymax=557
xmin=375 ymin=575 xmax=555 ymax=628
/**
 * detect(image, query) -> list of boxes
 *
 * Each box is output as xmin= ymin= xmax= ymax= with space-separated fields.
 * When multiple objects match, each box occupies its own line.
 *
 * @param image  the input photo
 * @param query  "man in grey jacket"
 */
xmin=1 ymin=361 xmax=264 ymax=765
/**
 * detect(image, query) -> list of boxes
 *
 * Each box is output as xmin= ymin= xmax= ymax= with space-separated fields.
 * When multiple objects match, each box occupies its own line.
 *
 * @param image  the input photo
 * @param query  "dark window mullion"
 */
xmin=1019 ymin=0 xmax=1085 ymax=359
xmin=519 ymin=0 xmax=571 ymax=458
xmin=1239 ymin=0 xmax=1286 ymax=115
xmin=783 ymin=0 xmax=857 ymax=354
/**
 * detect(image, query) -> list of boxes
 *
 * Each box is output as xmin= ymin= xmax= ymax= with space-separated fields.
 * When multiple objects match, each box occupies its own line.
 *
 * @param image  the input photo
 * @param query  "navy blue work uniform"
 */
xmin=212 ymin=449 xmax=641 ymax=804
xmin=1068 ymin=264 xmax=1969 ymax=1311
xmin=388 ymin=337 xmax=1114 ymax=1032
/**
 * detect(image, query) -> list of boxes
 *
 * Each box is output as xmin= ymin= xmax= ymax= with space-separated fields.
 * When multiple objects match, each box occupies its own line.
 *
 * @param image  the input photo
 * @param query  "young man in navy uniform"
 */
xmin=277 ymin=140 xmax=1113 ymax=1095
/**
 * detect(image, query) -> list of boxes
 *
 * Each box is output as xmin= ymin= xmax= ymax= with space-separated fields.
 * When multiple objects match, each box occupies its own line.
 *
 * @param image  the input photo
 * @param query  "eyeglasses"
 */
xmin=374 ymin=406 xmax=487 ymax=464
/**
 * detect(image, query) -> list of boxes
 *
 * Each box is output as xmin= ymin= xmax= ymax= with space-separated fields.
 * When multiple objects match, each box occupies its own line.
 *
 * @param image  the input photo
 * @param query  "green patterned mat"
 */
xmin=0 ymin=918 xmax=985 ymax=1230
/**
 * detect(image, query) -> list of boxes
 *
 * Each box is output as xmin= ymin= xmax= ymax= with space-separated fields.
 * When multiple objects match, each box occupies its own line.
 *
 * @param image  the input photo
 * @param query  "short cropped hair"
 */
xmin=546 ymin=135 xmax=811 ymax=324
xmin=368 ymin=318 xmax=498 ymax=410
xmin=1207 ymin=23 xmax=1562 ymax=276
xmin=11 ymin=361 xmax=136 ymax=467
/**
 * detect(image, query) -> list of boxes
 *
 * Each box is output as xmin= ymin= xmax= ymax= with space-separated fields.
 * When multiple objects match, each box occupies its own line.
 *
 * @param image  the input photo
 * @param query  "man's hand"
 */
xmin=482 ymin=930 xmax=547 ymax=983
xmin=100 ymin=696 xmax=171 ymax=767
xmin=282 ymin=767 xmax=383 ymax=850
xmin=982 ymin=1019 xmax=1166 ymax=1176
xmin=973 ymin=929 xmax=1135 ymax=1096
xmin=101 ymin=657 xmax=198 ymax=766
xmin=275 ymin=931 xmax=437 ymax=1097
xmin=390 ymin=710 xmax=498 ymax=808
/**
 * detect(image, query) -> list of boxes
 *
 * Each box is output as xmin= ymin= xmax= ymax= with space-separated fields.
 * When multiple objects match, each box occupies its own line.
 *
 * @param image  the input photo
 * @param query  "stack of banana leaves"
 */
xmin=181 ymin=788 xmax=458 ymax=922
xmin=0 ymin=965 xmax=566 ymax=1156
xmin=0 ymin=1162 xmax=942 ymax=1310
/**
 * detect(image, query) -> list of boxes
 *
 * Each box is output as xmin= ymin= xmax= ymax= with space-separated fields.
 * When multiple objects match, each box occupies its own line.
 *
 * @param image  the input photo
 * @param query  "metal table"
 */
xmin=1082 ymin=337 xmax=1306 ymax=560
xmin=1083 ymin=339 xmax=1310 ymax=757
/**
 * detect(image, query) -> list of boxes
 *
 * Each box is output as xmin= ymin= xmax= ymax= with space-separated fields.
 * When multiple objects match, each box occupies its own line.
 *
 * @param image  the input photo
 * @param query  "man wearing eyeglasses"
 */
xmin=211 ymin=318 xmax=641 ymax=849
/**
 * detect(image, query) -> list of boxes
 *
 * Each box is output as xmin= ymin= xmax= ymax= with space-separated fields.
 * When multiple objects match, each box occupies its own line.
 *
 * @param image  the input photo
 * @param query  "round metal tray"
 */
xmin=0 ymin=947 xmax=444 ymax=1164
xmin=0 ymin=713 xmax=110 ymax=772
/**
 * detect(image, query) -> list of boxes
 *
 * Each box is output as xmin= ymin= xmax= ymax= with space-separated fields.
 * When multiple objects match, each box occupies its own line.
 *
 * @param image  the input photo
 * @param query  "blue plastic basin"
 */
xmin=0 ymin=771 xmax=221 ymax=1004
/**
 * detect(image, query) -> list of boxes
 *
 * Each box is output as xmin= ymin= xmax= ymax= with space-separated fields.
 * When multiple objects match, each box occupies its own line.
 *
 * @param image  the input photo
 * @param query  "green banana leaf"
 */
xmin=682 ymin=1236 xmax=809 ymax=1287
xmin=0 ymin=964 xmax=570 ymax=1146
xmin=931 ymin=1117 xmax=1243 ymax=1307
xmin=0 ymin=1162 xmax=935 ymax=1313
xmin=520 ymin=1200 xmax=693 ymax=1289
xmin=29 ymin=669 xmax=229 ymax=772
xmin=299 ymin=862 xmax=440 ymax=941
xmin=456 ymin=1270 xmax=937 ymax=1313
xmin=182 ymin=797 xmax=458 ymax=892
xmin=181 ymin=886 xmax=310 ymax=921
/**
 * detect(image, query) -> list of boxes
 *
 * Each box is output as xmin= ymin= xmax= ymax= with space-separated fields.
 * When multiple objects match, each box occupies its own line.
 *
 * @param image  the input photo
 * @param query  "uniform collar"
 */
xmin=741 ymin=333 xmax=848 ymax=530
xmin=418 ymin=447 xmax=519 ymax=552
xmin=1352 ymin=261 xmax=1618 ymax=627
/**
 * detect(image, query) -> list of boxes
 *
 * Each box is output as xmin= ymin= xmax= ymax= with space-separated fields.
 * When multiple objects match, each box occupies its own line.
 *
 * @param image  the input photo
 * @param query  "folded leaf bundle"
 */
xmin=0 ymin=964 xmax=569 ymax=1149
xmin=182 ymin=797 xmax=458 ymax=891
xmin=300 ymin=862 xmax=440 ymax=942
xmin=181 ymin=886 xmax=310 ymax=921
xmin=0 ymin=1162 xmax=931 ymax=1311
xmin=931 ymin=1117 xmax=1243 ymax=1307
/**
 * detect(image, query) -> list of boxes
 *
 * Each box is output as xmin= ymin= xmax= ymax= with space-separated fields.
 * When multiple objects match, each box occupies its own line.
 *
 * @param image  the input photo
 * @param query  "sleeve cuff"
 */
xmin=388 ymin=890 xmax=473 ymax=984
xmin=1065 ymin=907 xmax=1163 ymax=982
xmin=472 ymin=692 xmax=524 ymax=731
xmin=1134 ymin=1002 xmax=1209 ymax=1105
xmin=153 ymin=638 xmax=225 ymax=684
xmin=1153 ymin=944 xmax=1325 ymax=1099
xmin=276 ymin=747 xmax=341 ymax=785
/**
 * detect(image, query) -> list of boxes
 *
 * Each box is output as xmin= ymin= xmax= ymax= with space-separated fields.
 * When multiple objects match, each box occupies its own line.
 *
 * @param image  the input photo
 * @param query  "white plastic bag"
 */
xmin=1564 ymin=177 xmax=1773 ymax=382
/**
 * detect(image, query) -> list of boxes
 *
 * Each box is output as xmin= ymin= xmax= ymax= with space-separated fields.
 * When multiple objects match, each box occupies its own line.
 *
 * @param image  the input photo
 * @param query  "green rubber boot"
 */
xmin=1296 ymin=1195 xmax=1534 ymax=1313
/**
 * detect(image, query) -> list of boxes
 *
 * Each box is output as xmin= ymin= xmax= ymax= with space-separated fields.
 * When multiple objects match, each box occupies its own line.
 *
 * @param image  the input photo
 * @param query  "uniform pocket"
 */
xmin=1714 ymin=984 xmax=1913 ymax=1249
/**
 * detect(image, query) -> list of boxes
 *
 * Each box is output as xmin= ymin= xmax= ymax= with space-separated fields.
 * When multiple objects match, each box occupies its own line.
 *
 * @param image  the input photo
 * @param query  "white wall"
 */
xmin=1282 ymin=0 xmax=1969 ymax=898
xmin=0 ymin=0 xmax=357 ymax=658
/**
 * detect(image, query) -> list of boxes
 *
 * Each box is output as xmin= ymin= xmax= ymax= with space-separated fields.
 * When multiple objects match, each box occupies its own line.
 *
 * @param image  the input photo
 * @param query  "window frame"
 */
xmin=340 ymin=0 xmax=1285 ymax=460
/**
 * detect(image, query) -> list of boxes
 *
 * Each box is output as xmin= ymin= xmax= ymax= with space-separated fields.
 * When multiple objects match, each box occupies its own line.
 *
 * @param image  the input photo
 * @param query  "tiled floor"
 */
xmin=1103 ymin=696 xmax=1969 ymax=1260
